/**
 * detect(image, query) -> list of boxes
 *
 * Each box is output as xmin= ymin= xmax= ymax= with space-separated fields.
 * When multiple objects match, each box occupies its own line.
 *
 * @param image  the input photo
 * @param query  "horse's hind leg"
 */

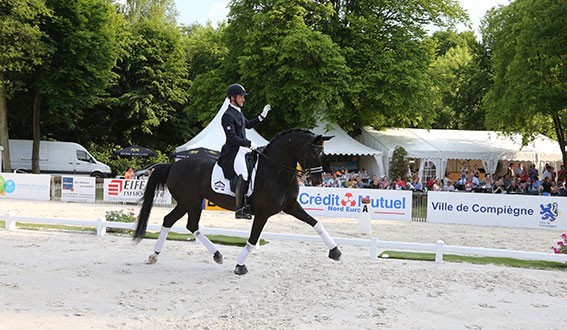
xmin=185 ymin=202 xmax=224 ymax=265
xmin=147 ymin=205 xmax=186 ymax=264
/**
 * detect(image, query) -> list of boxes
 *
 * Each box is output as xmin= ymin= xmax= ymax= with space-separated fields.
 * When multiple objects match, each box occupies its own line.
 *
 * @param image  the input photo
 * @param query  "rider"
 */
xmin=218 ymin=83 xmax=271 ymax=219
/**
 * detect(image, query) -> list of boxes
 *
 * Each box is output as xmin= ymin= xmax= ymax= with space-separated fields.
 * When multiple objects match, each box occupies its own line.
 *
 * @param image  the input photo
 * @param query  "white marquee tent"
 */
xmin=358 ymin=127 xmax=563 ymax=178
xmin=175 ymin=102 xmax=385 ymax=176
xmin=312 ymin=121 xmax=384 ymax=177
xmin=176 ymin=98 xmax=269 ymax=152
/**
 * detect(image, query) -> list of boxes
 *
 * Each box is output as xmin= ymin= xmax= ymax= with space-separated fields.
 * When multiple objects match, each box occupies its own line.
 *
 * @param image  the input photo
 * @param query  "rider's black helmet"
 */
xmin=226 ymin=84 xmax=249 ymax=97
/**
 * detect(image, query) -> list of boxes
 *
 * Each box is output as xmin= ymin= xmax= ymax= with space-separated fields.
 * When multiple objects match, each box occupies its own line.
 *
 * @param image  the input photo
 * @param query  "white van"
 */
xmin=8 ymin=139 xmax=113 ymax=178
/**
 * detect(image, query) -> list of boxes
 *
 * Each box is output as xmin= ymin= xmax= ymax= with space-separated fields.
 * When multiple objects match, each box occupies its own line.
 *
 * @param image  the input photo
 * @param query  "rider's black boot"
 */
xmin=235 ymin=175 xmax=252 ymax=220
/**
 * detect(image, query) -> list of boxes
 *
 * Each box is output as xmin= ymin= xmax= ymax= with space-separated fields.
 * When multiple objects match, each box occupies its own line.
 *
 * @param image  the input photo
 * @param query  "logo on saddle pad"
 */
xmin=214 ymin=180 xmax=227 ymax=192
xmin=211 ymin=163 xmax=257 ymax=197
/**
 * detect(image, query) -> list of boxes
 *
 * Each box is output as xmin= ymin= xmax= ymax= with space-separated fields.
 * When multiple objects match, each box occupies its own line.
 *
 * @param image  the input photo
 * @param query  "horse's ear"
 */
xmin=314 ymin=135 xmax=333 ymax=145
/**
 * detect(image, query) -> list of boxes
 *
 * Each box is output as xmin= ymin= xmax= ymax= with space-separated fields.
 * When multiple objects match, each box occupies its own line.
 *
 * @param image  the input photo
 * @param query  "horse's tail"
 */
xmin=133 ymin=163 xmax=172 ymax=243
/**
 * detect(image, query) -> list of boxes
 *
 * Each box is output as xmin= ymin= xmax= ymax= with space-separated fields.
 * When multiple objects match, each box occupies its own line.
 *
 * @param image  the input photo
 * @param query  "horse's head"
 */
xmin=264 ymin=129 xmax=333 ymax=186
xmin=298 ymin=134 xmax=333 ymax=186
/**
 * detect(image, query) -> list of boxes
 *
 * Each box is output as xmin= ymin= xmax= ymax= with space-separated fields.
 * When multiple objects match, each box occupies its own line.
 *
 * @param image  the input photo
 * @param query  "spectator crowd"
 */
xmin=312 ymin=162 xmax=567 ymax=197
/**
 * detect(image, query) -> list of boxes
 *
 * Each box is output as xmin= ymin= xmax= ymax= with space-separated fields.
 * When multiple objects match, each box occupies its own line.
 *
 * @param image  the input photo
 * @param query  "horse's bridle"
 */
xmin=254 ymin=142 xmax=324 ymax=177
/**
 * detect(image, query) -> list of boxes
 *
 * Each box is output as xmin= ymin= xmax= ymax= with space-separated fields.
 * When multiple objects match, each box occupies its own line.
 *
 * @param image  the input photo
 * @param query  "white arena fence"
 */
xmin=2 ymin=213 xmax=566 ymax=264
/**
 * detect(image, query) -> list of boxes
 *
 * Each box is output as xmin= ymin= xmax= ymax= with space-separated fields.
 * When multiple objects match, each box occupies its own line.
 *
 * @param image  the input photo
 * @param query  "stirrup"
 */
xmin=235 ymin=207 xmax=252 ymax=220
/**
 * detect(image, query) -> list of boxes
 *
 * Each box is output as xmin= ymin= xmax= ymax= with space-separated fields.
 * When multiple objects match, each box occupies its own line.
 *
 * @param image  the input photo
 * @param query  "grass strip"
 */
xmin=380 ymin=251 xmax=567 ymax=271
xmin=1 ymin=221 xmax=266 ymax=247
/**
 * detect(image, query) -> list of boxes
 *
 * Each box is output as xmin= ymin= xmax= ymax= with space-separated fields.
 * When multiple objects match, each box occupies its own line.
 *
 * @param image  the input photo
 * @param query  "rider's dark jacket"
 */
xmin=218 ymin=104 xmax=261 ymax=179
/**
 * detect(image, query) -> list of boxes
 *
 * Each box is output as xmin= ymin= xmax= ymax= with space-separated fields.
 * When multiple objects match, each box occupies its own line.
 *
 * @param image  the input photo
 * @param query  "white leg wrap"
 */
xmin=194 ymin=230 xmax=218 ymax=254
xmin=314 ymin=222 xmax=337 ymax=250
xmin=154 ymin=226 xmax=171 ymax=253
xmin=236 ymin=242 xmax=256 ymax=266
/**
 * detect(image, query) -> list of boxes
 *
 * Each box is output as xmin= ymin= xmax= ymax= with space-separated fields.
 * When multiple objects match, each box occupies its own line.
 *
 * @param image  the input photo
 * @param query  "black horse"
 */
xmin=134 ymin=129 xmax=342 ymax=275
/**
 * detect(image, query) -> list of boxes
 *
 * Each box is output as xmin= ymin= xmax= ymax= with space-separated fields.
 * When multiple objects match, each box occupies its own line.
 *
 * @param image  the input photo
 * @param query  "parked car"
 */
xmin=134 ymin=162 xmax=169 ymax=178
xmin=8 ymin=139 xmax=113 ymax=178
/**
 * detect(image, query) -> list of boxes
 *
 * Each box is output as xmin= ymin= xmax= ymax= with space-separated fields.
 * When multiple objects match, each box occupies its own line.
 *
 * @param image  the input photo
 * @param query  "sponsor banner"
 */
xmin=297 ymin=186 xmax=412 ymax=221
xmin=103 ymin=179 xmax=172 ymax=204
xmin=61 ymin=176 xmax=96 ymax=203
xmin=202 ymin=199 xmax=229 ymax=211
xmin=427 ymin=191 xmax=567 ymax=230
xmin=0 ymin=173 xmax=50 ymax=201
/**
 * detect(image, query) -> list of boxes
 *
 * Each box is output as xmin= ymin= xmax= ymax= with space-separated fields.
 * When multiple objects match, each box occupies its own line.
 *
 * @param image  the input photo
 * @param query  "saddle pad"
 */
xmin=211 ymin=163 xmax=257 ymax=197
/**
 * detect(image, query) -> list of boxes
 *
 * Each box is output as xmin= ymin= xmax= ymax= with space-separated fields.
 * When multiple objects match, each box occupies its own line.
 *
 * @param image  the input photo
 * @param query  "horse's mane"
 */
xmin=264 ymin=128 xmax=314 ymax=152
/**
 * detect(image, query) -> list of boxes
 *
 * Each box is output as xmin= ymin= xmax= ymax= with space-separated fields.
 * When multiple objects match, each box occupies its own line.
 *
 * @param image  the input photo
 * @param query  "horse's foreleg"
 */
xmin=234 ymin=216 xmax=268 ymax=275
xmin=194 ymin=230 xmax=223 ymax=264
xmin=284 ymin=202 xmax=342 ymax=261
xmin=147 ymin=226 xmax=171 ymax=264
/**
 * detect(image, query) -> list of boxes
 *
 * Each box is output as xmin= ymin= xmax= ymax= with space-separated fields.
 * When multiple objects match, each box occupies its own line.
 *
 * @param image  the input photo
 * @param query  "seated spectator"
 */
xmin=502 ymin=174 xmax=512 ymax=188
xmin=356 ymin=176 xmax=366 ymax=188
xmin=379 ymin=176 xmax=391 ymax=189
xmin=518 ymin=169 xmax=529 ymax=183
xmin=432 ymin=178 xmax=442 ymax=191
xmin=529 ymin=176 xmax=542 ymax=194
xmin=506 ymin=179 xmax=519 ymax=194
xmin=426 ymin=176 xmax=436 ymax=191
xmin=393 ymin=176 xmax=406 ymax=190
xmin=492 ymin=180 xmax=505 ymax=194
xmin=367 ymin=175 xmax=380 ymax=189
xmin=480 ymin=174 xmax=492 ymax=188
xmin=124 ymin=167 xmax=135 ymax=180
xmin=324 ymin=172 xmax=342 ymax=187
xmin=344 ymin=176 xmax=357 ymax=188
xmin=539 ymin=176 xmax=554 ymax=196
xmin=515 ymin=163 xmax=524 ymax=178
xmin=409 ymin=175 xmax=423 ymax=192
xmin=541 ymin=164 xmax=553 ymax=181
xmin=528 ymin=163 xmax=539 ymax=181
xmin=455 ymin=174 xmax=467 ymax=190
xmin=464 ymin=177 xmax=474 ymax=192
xmin=443 ymin=179 xmax=455 ymax=192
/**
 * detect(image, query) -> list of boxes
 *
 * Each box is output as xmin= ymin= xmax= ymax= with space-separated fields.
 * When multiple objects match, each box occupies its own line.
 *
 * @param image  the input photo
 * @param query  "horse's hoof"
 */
xmin=213 ymin=251 xmax=224 ymax=264
xmin=234 ymin=264 xmax=248 ymax=275
xmin=329 ymin=246 xmax=342 ymax=261
xmin=146 ymin=253 xmax=158 ymax=264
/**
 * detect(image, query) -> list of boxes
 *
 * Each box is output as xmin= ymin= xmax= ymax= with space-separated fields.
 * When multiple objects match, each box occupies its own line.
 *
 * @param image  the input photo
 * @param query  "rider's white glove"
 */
xmin=260 ymin=104 xmax=271 ymax=119
xmin=249 ymin=142 xmax=258 ymax=150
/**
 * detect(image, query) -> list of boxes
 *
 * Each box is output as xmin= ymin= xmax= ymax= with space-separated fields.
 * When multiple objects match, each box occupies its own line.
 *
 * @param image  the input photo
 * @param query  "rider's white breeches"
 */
xmin=234 ymin=147 xmax=249 ymax=181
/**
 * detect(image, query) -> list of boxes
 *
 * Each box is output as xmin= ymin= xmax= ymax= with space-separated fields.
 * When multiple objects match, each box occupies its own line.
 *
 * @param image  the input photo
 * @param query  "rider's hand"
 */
xmin=249 ymin=142 xmax=258 ymax=150
xmin=261 ymin=104 xmax=271 ymax=118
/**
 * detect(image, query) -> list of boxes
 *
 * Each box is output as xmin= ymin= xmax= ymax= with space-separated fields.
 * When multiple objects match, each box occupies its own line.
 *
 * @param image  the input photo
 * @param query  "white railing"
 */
xmin=1 ymin=213 xmax=566 ymax=264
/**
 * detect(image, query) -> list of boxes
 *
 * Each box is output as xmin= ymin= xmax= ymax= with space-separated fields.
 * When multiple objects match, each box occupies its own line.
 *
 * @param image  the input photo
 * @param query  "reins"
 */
xmin=253 ymin=146 xmax=323 ymax=177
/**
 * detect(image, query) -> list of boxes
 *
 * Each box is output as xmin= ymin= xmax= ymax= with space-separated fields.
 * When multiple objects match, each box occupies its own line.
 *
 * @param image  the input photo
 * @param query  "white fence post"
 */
xmin=96 ymin=218 xmax=105 ymax=237
xmin=370 ymin=237 xmax=378 ymax=259
xmin=435 ymin=240 xmax=445 ymax=263
xmin=4 ymin=213 xmax=17 ymax=231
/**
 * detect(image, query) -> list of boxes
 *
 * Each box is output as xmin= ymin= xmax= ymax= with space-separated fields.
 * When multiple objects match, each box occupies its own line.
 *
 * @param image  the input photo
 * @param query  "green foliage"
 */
xmin=105 ymin=209 xmax=136 ymax=223
xmin=483 ymin=0 xmax=567 ymax=164
xmin=428 ymin=30 xmax=490 ymax=130
xmin=224 ymin=0 xmax=350 ymax=135
xmin=389 ymin=146 xmax=409 ymax=181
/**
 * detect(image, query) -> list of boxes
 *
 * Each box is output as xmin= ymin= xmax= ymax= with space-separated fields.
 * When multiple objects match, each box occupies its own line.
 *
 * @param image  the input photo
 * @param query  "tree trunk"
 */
xmin=0 ymin=72 xmax=12 ymax=172
xmin=551 ymin=113 xmax=567 ymax=171
xmin=32 ymin=91 xmax=42 ymax=174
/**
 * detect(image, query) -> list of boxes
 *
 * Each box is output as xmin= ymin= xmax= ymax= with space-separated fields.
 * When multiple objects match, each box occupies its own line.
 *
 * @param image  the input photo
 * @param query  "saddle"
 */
xmin=211 ymin=149 xmax=260 ymax=197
